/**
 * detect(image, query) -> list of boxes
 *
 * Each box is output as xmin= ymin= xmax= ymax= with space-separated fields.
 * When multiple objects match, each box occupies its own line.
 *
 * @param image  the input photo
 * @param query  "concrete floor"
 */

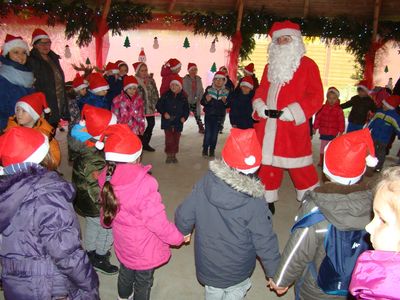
xmin=2 ymin=116 xmax=391 ymax=300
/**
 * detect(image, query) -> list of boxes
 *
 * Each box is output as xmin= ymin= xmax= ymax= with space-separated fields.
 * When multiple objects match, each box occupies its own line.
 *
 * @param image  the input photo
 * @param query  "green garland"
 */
xmin=181 ymin=8 xmax=400 ymax=66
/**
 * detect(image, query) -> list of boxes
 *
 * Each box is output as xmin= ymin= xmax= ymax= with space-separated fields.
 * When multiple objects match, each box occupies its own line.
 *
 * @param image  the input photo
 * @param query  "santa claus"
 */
xmin=252 ymin=20 xmax=323 ymax=212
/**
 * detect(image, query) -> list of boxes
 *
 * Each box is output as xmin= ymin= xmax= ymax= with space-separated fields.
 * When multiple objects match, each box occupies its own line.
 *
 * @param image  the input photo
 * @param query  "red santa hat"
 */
xmin=219 ymin=66 xmax=228 ymax=75
xmin=382 ymin=95 xmax=400 ymax=110
xmin=72 ymin=73 xmax=88 ymax=92
xmin=170 ymin=75 xmax=183 ymax=89
xmin=323 ymin=128 xmax=378 ymax=185
xmin=327 ymin=86 xmax=340 ymax=98
xmin=243 ymin=63 xmax=255 ymax=75
xmin=95 ymin=124 xmax=142 ymax=162
xmin=16 ymin=92 xmax=50 ymax=121
xmin=88 ymin=73 xmax=109 ymax=94
xmin=105 ymin=62 xmax=119 ymax=74
xmin=31 ymin=28 xmax=50 ymax=45
xmin=123 ymin=75 xmax=138 ymax=91
xmin=268 ymin=20 xmax=302 ymax=41
xmin=240 ymin=76 xmax=254 ymax=90
xmin=167 ymin=58 xmax=181 ymax=71
xmin=187 ymin=63 xmax=197 ymax=72
xmin=222 ymin=128 xmax=262 ymax=174
xmin=2 ymin=34 xmax=29 ymax=56
xmin=79 ymin=104 xmax=117 ymax=140
xmin=357 ymin=80 xmax=371 ymax=94
xmin=132 ymin=61 xmax=146 ymax=73
xmin=115 ymin=60 xmax=128 ymax=68
xmin=0 ymin=127 xmax=49 ymax=168
xmin=214 ymin=71 xmax=227 ymax=81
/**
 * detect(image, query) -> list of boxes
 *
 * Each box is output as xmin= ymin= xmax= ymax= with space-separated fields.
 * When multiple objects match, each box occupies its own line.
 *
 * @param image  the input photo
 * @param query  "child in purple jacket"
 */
xmin=97 ymin=124 xmax=185 ymax=300
xmin=350 ymin=167 xmax=400 ymax=299
xmin=0 ymin=127 xmax=99 ymax=300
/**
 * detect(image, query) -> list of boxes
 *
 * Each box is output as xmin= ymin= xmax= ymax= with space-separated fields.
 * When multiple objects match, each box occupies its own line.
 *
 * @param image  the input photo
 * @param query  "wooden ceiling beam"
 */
xmin=303 ymin=0 xmax=310 ymax=18
xmin=168 ymin=0 xmax=177 ymax=13
xmin=372 ymin=0 xmax=382 ymax=41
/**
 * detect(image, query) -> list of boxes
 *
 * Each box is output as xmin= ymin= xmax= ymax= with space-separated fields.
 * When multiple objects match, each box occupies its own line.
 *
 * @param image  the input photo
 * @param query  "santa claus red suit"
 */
xmin=252 ymin=21 xmax=324 ymax=203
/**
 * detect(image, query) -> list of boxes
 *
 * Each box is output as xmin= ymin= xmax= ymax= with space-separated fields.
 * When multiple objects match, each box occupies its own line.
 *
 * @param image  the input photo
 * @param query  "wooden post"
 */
xmin=372 ymin=0 xmax=382 ymax=41
xmin=303 ymin=0 xmax=310 ymax=18
xmin=94 ymin=0 xmax=112 ymax=68
xmin=236 ymin=0 xmax=244 ymax=32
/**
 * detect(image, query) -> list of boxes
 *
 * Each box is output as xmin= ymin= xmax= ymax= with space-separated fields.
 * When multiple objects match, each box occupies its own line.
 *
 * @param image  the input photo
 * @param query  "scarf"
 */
xmin=0 ymin=56 xmax=34 ymax=88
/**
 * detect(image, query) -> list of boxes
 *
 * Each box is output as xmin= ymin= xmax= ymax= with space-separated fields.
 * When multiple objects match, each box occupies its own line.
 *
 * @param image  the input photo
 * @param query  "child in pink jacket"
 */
xmin=97 ymin=124 xmax=184 ymax=300
xmin=350 ymin=167 xmax=400 ymax=299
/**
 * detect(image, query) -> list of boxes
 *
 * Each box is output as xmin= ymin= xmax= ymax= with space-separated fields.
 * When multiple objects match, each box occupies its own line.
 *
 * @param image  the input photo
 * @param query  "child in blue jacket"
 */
xmin=228 ymin=76 xmax=255 ymax=129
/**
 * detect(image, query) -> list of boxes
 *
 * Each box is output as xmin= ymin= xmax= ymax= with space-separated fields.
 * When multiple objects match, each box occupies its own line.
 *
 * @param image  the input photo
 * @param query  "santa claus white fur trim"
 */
xmin=271 ymin=28 xmax=302 ymax=41
xmin=287 ymin=102 xmax=306 ymax=125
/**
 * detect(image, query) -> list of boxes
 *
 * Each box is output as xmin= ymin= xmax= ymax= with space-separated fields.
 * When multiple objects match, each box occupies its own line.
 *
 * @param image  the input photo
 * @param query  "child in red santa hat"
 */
xmin=80 ymin=73 xmax=110 ymax=110
xmin=238 ymin=63 xmax=259 ymax=90
xmin=112 ymin=75 xmax=145 ymax=136
xmin=175 ymin=128 xmax=280 ymax=299
xmin=67 ymin=73 xmax=89 ymax=132
xmin=160 ymin=58 xmax=181 ymax=96
xmin=313 ymin=87 xmax=345 ymax=166
xmin=156 ymin=74 xmax=189 ymax=163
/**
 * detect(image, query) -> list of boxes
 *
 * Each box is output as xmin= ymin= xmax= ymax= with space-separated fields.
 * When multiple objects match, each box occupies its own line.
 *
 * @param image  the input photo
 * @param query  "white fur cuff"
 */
xmin=287 ymin=102 xmax=306 ymax=125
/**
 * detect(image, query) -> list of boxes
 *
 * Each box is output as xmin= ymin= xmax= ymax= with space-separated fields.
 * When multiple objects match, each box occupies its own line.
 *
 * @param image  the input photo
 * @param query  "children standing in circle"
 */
xmin=97 ymin=124 xmax=184 ymax=300
xmin=313 ymin=87 xmax=345 ymax=166
xmin=350 ymin=167 xmax=400 ymax=299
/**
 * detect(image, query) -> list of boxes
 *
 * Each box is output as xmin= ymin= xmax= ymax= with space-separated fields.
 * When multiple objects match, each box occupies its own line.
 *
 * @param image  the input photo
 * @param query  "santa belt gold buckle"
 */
xmin=265 ymin=109 xmax=283 ymax=118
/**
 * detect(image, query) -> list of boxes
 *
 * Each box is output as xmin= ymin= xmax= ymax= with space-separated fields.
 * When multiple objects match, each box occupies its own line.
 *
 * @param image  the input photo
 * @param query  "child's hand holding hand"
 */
xmin=184 ymin=234 xmax=191 ymax=243
xmin=206 ymin=95 xmax=212 ymax=102
xmin=267 ymin=279 xmax=289 ymax=295
xmin=164 ymin=112 xmax=171 ymax=119
xmin=180 ymin=117 xmax=185 ymax=123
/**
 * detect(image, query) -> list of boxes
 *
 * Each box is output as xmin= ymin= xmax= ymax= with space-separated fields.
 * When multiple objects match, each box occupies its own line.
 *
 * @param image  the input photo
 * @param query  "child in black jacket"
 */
xmin=228 ymin=76 xmax=255 ymax=129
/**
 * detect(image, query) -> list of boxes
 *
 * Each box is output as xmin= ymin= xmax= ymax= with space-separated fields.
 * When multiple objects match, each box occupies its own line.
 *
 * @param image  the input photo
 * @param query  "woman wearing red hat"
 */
xmin=0 ymin=34 xmax=34 ymax=131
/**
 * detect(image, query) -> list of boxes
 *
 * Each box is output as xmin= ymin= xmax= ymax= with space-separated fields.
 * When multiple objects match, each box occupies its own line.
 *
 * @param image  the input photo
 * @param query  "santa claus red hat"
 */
xmin=214 ymin=71 xmax=226 ymax=80
xmin=327 ymin=86 xmax=340 ymax=98
xmin=2 ymin=34 xmax=29 ymax=56
xmin=243 ymin=63 xmax=255 ymax=75
xmin=16 ymin=92 xmax=50 ymax=121
xmin=383 ymin=95 xmax=400 ymax=110
xmin=240 ymin=76 xmax=254 ymax=90
xmin=95 ymin=124 xmax=142 ymax=162
xmin=123 ymin=75 xmax=138 ymax=91
xmin=167 ymin=58 xmax=181 ymax=71
xmin=269 ymin=20 xmax=302 ymax=40
xmin=187 ymin=63 xmax=197 ymax=72
xmin=88 ymin=73 xmax=109 ymax=94
xmin=72 ymin=73 xmax=88 ymax=92
xmin=31 ymin=28 xmax=50 ymax=45
xmin=323 ymin=128 xmax=378 ymax=185
xmin=79 ymin=104 xmax=117 ymax=140
xmin=0 ymin=127 xmax=49 ymax=168
xmin=105 ymin=62 xmax=119 ymax=74
xmin=132 ymin=62 xmax=146 ymax=73
xmin=170 ymin=75 xmax=183 ymax=89
xmin=357 ymin=80 xmax=371 ymax=94
xmin=222 ymin=128 xmax=262 ymax=174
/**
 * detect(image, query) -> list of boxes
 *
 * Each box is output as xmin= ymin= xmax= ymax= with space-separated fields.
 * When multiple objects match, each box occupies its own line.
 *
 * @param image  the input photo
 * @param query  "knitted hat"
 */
xmin=0 ymin=127 xmax=49 ymax=168
xmin=88 ymin=73 xmax=109 ymax=93
xmin=79 ymin=104 xmax=117 ymax=140
xmin=132 ymin=62 xmax=146 ymax=73
xmin=31 ymin=28 xmax=50 ymax=45
xmin=187 ymin=63 xmax=197 ymax=72
xmin=123 ymin=75 xmax=138 ymax=91
xmin=269 ymin=20 xmax=302 ymax=40
xmin=170 ymin=74 xmax=183 ymax=89
xmin=327 ymin=86 xmax=340 ymax=98
xmin=95 ymin=124 xmax=142 ymax=162
xmin=357 ymin=80 xmax=371 ymax=94
xmin=243 ymin=63 xmax=255 ymax=75
xmin=240 ymin=76 xmax=254 ymax=89
xmin=2 ymin=34 xmax=29 ymax=56
xmin=167 ymin=58 xmax=181 ymax=71
xmin=323 ymin=128 xmax=378 ymax=185
xmin=105 ymin=62 xmax=119 ymax=74
xmin=16 ymin=92 xmax=50 ymax=121
xmin=222 ymin=128 xmax=262 ymax=174
xmin=214 ymin=71 xmax=226 ymax=80
xmin=383 ymin=95 xmax=400 ymax=110
xmin=72 ymin=73 xmax=88 ymax=92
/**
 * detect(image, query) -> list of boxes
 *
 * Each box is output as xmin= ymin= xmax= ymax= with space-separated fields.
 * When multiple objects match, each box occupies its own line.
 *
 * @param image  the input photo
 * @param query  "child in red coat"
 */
xmin=313 ymin=87 xmax=345 ymax=166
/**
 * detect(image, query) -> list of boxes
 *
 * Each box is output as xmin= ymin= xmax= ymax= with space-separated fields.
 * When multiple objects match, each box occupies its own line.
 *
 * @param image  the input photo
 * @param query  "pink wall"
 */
xmin=374 ymin=41 xmax=400 ymax=88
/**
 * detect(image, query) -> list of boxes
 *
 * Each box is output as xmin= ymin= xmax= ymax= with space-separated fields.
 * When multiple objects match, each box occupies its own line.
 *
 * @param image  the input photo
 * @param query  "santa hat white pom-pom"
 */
xmin=244 ymin=155 xmax=256 ymax=166
xmin=79 ymin=120 xmax=86 ymax=126
xmin=366 ymin=155 xmax=379 ymax=167
xmin=95 ymin=141 xmax=104 ymax=150
xmin=44 ymin=107 xmax=51 ymax=113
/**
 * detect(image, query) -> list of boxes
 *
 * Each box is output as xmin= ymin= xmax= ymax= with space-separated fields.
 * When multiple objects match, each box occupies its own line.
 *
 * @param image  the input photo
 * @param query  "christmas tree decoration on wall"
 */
xmin=85 ymin=58 xmax=91 ymax=65
xmin=210 ymin=62 xmax=217 ymax=73
xmin=384 ymin=65 xmax=389 ymax=73
xmin=123 ymin=36 xmax=131 ymax=48
xmin=153 ymin=37 xmax=159 ymax=49
xmin=64 ymin=45 xmax=71 ymax=59
xmin=138 ymin=48 xmax=146 ymax=62
xmin=183 ymin=37 xmax=190 ymax=49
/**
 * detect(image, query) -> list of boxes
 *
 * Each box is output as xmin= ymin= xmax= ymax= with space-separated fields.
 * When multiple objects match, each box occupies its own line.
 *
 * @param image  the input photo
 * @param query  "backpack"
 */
xmin=291 ymin=209 xmax=370 ymax=296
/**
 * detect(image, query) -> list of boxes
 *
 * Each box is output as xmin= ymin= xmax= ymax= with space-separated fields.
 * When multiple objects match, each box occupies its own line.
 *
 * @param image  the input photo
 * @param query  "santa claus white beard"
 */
xmin=267 ymin=37 xmax=306 ymax=85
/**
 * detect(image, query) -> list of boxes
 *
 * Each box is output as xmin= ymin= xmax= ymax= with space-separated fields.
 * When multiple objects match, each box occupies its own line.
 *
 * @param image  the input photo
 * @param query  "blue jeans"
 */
xmin=346 ymin=122 xmax=364 ymax=133
xmin=118 ymin=263 xmax=154 ymax=300
xmin=203 ymin=115 xmax=220 ymax=151
xmin=205 ymin=278 xmax=251 ymax=300
xmin=84 ymin=217 xmax=113 ymax=255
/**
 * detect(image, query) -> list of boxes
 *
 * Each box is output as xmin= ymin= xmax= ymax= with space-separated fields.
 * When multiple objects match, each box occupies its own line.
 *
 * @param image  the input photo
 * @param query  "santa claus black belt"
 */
xmin=265 ymin=109 xmax=283 ymax=118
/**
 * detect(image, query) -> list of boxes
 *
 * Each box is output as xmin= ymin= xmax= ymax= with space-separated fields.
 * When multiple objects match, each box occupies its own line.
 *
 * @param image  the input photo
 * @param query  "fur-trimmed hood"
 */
xmin=205 ymin=160 xmax=264 ymax=210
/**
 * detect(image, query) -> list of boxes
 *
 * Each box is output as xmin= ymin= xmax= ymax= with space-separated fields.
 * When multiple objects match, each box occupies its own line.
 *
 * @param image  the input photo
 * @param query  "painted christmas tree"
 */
xmin=124 ymin=36 xmax=131 ymax=48
xmin=384 ymin=65 xmax=389 ymax=73
xmin=210 ymin=62 xmax=217 ymax=73
xmin=85 ymin=57 xmax=91 ymax=65
xmin=183 ymin=37 xmax=190 ymax=48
